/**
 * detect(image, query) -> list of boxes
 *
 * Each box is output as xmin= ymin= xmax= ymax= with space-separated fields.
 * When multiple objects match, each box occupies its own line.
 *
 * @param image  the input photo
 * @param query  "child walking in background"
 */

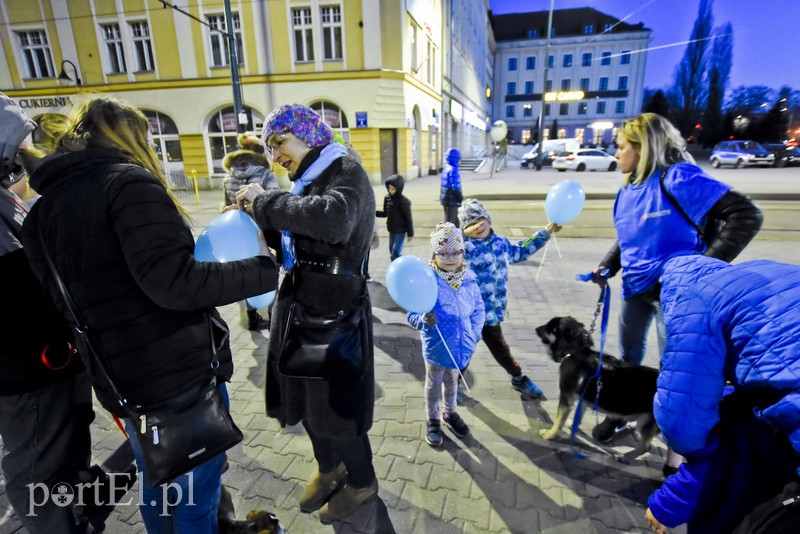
xmin=408 ymin=223 xmax=485 ymax=447
xmin=459 ymin=198 xmax=560 ymax=399
xmin=376 ymin=174 xmax=414 ymax=261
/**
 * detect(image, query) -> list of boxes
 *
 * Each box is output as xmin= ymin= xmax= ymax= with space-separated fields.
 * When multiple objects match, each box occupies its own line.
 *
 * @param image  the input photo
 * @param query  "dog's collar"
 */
xmin=561 ymin=353 xmax=573 ymax=361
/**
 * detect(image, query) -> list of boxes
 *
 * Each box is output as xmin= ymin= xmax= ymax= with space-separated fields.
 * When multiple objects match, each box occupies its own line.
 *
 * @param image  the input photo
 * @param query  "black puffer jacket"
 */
xmin=252 ymin=147 xmax=375 ymax=438
xmin=22 ymin=149 xmax=278 ymax=414
xmin=375 ymin=174 xmax=414 ymax=236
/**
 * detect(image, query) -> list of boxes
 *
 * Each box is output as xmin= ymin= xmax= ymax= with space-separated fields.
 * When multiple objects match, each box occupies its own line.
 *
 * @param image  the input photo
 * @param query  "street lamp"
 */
xmin=58 ymin=59 xmax=82 ymax=86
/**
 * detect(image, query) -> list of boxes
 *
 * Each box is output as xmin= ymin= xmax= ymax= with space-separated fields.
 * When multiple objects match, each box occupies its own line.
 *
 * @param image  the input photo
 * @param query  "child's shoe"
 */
xmin=443 ymin=412 xmax=470 ymax=438
xmin=511 ymin=375 xmax=543 ymax=399
xmin=425 ymin=419 xmax=443 ymax=447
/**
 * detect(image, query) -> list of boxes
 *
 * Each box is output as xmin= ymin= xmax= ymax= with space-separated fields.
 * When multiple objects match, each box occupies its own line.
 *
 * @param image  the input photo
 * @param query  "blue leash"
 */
xmin=568 ymin=270 xmax=611 ymax=458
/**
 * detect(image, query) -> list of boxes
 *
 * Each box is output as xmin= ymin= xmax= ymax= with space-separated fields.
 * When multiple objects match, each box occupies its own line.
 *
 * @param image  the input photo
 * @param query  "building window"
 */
xmin=207 ymin=14 xmax=243 ymax=67
xmin=525 ymin=56 xmax=535 ymax=69
xmin=582 ymin=52 xmax=592 ymax=67
xmin=310 ymin=100 xmax=349 ymax=142
xmin=615 ymin=100 xmax=626 ymax=114
xmin=523 ymin=104 xmax=533 ymax=117
xmin=292 ymin=8 xmax=314 ymax=62
xmin=578 ymin=102 xmax=588 ymax=115
xmin=129 ymin=22 xmax=154 ymax=71
xmin=584 ymin=25 xmax=594 ymax=34
xmin=620 ymin=50 xmax=631 ymax=64
xmin=562 ymin=54 xmax=573 ymax=68
xmin=599 ymin=77 xmax=609 ymax=91
xmin=558 ymin=128 xmax=567 ymax=139
xmin=505 ymin=104 xmax=515 ymax=118
xmin=17 ymin=30 xmax=54 ymax=79
xmin=575 ymin=127 xmax=585 ymax=143
xmin=521 ymin=129 xmax=531 ymax=144
xmin=524 ymin=81 xmax=534 ymax=94
xmin=543 ymin=128 xmax=550 ymax=141
xmin=618 ymin=76 xmax=628 ymax=90
xmin=208 ymin=106 xmax=264 ymax=173
xmin=546 ymin=79 xmax=553 ymax=92
xmin=528 ymin=29 xmax=538 ymax=39
xmin=561 ymin=79 xmax=571 ymax=91
xmin=596 ymin=101 xmax=606 ymax=114
xmin=545 ymin=104 xmax=551 ymax=116
xmin=580 ymin=78 xmax=590 ymax=91
xmin=506 ymin=82 xmax=516 ymax=95
xmin=320 ymin=5 xmax=343 ymax=60
xmin=101 ymin=24 xmax=126 ymax=74
xmin=508 ymin=57 xmax=517 ymax=70
xmin=559 ymin=103 xmax=569 ymax=116
xmin=547 ymin=54 xmax=554 ymax=68
xmin=601 ymin=51 xmax=612 ymax=66
xmin=603 ymin=22 xmax=613 ymax=32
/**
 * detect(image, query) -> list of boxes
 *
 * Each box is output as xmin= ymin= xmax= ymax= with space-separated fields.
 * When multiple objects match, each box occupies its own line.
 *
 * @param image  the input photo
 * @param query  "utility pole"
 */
xmin=535 ymin=0 xmax=555 ymax=171
xmin=159 ymin=0 xmax=247 ymax=133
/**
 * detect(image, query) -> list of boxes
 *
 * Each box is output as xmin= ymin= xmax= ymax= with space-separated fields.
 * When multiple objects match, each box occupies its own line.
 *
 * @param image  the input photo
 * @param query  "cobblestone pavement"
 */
xmin=2 ymin=180 xmax=798 ymax=533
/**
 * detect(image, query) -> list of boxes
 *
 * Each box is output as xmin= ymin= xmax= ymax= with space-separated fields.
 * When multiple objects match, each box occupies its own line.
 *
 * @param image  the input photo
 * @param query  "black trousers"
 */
xmin=303 ymin=421 xmax=375 ymax=488
xmin=443 ymin=206 xmax=460 ymax=227
xmin=481 ymin=324 xmax=523 ymax=378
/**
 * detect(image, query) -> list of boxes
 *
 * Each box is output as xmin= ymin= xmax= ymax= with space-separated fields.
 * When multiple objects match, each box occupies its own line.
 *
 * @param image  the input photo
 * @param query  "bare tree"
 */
xmin=727 ymin=86 xmax=775 ymax=114
xmin=671 ymin=0 xmax=714 ymax=136
xmin=700 ymin=23 xmax=733 ymax=146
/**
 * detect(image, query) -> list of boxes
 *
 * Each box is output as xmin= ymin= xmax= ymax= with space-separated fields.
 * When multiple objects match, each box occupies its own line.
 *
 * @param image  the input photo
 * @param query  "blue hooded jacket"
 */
xmin=408 ymin=270 xmax=485 ymax=369
xmin=656 ymin=255 xmax=800 ymax=463
xmin=439 ymin=148 xmax=463 ymax=207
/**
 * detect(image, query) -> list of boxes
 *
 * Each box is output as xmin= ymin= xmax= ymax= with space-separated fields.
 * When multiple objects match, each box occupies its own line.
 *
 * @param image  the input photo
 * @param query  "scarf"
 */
xmin=281 ymin=142 xmax=349 ymax=270
xmin=431 ymin=262 xmax=467 ymax=290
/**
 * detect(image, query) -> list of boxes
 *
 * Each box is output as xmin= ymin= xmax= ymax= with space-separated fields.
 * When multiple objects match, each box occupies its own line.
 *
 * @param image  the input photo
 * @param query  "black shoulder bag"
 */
xmin=657 ymin=167 xmax=716 ymax=243
xmin=37 ymin=227 xmax=242 ymax=487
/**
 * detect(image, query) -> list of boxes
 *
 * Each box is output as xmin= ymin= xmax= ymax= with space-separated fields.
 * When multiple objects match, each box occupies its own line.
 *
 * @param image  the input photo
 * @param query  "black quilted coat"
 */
xmin=251 ymin=147 xmax=375 ymax=438
xmin=22 ymin=149 xmax=278 ymax=415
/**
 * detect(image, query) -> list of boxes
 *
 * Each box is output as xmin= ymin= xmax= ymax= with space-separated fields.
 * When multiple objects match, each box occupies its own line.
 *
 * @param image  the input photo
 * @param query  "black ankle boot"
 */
xmin=247 ymin=309 xmax=270 ymax=331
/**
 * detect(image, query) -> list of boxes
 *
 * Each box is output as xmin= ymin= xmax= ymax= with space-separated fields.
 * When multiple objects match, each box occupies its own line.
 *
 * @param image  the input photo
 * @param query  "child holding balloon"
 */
xmin=459 ymin=199 xmax=560 ymax=399
xmin=407 ymin=223 xmax=485 ymax=447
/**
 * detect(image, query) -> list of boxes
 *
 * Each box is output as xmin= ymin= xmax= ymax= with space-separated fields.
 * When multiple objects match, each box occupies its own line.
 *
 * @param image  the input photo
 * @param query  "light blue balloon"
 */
xmin=247 ymin=291 xmax=276 ymax=309
xmin=386 ymin=256 xmax=438 ymax=313
xmin=204 ymin=211 xmax=261 ymax=262
xmin=545 ymin=180 xmax=586 ymax=224
xmin=194 ymin=230 xmax=217 ymax=262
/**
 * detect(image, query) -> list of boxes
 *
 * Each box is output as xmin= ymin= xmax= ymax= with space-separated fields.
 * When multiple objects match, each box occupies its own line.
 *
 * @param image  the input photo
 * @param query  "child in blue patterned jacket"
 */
xmin=459 ymin=198 xmax=560 ymax=399
xmin=408 ymin=223 xmax=485 ymax=447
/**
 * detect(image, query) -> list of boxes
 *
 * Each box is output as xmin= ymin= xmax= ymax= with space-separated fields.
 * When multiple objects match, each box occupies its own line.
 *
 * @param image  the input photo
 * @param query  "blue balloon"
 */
xmin=202 ymin=211 xmax=261 ymax=262
xmin=386 ymin=256 xmax=438 ymax=313
xmin=545 ymin=180 xmax=586 ymax=224
xmin=194 ymin=230 xmax=217 ymax=262
xmin=247 ymin=291 xmax=276 ymax=309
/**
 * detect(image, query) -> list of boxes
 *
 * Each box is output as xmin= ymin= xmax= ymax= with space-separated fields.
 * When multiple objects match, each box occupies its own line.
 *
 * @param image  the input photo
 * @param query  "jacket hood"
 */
xmin=385 ymin=174 xmax=404 ymax=194
xmin=446 ymin=148 xmax=461 ymax=165
xmin=29 ymin=149 xmax=130 ymax=194
xmin=222 ymin=150 xmax=270 ymax=174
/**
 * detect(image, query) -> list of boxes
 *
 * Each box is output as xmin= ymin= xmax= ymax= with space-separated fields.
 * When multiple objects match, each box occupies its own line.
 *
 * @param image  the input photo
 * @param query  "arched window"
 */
xmin=309 ymin=100 xmax=349 ymax=143
xmin=142 ymin=110 xmax=186 ymax=190
xmin=207 ymin=106 xmax=264 ymax=173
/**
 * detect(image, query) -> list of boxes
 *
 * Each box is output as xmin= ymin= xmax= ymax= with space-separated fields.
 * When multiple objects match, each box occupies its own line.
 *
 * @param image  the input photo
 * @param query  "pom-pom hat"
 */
xmin=458 ymin=198 xmax=492 ymax=228
xmin=261 ymin=104 xmax=333 ymax=148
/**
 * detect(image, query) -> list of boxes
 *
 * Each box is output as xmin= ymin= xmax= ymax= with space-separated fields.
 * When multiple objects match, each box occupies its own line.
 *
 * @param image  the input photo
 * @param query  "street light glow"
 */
xmin=544 ymin=90 xmax=585 ymax=102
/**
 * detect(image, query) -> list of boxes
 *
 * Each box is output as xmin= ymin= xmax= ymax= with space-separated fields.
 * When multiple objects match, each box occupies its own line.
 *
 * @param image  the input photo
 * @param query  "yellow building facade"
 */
xmin=0 ymin=0 xmax=445 ymax=187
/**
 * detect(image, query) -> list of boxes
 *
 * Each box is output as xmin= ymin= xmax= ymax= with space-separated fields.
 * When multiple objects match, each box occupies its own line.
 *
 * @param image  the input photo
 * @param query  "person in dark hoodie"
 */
xmin=0 ymin=92 xmax=93 ymax=533
xmin=375 ymin=173 xmax=413 ymax=261
xmin=221 ymin=133 xmax=278 ymax=331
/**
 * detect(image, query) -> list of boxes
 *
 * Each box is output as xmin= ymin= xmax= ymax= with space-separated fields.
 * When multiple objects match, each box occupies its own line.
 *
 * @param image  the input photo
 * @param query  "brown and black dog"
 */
xmin=535 ymin=316 xmax=661 ymax=463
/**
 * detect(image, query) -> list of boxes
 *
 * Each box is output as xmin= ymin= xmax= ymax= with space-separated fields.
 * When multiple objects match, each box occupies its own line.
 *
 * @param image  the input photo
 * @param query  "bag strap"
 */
xmin=36 ymin=224 xmax=131 ymax=408
xmin=657 ymin=167 xmax=705 ymax=238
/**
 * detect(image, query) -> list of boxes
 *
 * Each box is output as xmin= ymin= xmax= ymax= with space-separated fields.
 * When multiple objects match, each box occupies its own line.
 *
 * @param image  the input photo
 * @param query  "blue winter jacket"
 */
xmin=657 ymin=255 xmax=800 ymax=463
xmin=408 ymin=270 xmax=485 ymax=369
xmin=464 ymin=230 xmax=549 ymax=325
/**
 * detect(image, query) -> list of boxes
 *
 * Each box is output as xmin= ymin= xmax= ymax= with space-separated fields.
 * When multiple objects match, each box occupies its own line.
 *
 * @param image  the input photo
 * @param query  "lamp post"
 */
xmin=489 ymin=120 xmax=507 ymax=179
xmin=58 ymin=59 xmax=82 ymax=86
xmin=534 ymin=0 xmax=554 ymax=171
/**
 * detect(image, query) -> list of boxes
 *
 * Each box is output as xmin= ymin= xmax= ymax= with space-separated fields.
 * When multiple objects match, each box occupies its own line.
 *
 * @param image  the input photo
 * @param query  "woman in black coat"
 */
xmin=237 ymin=104 xmax=377 ymax=524
xmin=21 ymin=96 xmax=279 ymax=533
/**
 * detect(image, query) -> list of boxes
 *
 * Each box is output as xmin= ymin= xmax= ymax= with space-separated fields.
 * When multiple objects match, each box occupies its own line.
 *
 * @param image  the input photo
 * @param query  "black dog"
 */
xmin=535 ymin=316 xmax=660 ymax=463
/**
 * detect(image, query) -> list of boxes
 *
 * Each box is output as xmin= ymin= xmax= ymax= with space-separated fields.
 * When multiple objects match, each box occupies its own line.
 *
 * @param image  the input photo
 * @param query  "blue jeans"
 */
xmin=618 ymin=292 xmax=666 ymax=365
xmin=388 ymin=232 xmax=406 ymax=261
xmin=124 ymin=385 xmax=230 ymax=534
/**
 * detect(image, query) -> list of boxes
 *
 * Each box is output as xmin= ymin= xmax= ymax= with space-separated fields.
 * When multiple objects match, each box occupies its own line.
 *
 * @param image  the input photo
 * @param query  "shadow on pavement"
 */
xmin=327 ymin=495 xmax=396 ymax=534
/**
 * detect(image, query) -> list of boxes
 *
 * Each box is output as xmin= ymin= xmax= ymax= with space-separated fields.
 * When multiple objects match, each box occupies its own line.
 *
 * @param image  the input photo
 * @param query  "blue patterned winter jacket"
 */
xmin=408 ymin=270 xmax=485 ymax=369
xmin=463 ymin=230 xmax=549 ymax=326
xmin=656 ymin=255 xmax=800 ymax=463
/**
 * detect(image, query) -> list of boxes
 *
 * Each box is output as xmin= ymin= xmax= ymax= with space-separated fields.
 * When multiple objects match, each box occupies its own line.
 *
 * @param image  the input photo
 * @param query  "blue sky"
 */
xmin=490 ymin=0 xmax=800 ymax=93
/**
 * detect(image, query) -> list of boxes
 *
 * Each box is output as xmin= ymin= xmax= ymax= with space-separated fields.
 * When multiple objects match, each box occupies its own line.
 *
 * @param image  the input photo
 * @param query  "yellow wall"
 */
xmin=270 ymin=0 xmax=291 ymax=73
xmin=344 ymin=0 xmax=364 ymax=70
xmin=180 ymin=134 xmax=210 ymax=182
xmin=349 ymin=128 xmax=380 ymax=182
xmin=397 ymin=128 xmax=413 ymax=176
xmin=148 ymin=1 xmax=181 ymax=79
xmin=380 ymin=5 xmax=403 ymax=70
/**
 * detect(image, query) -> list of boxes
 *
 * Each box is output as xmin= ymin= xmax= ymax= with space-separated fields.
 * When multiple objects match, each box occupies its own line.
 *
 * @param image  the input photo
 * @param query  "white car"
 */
xmin=552 ymin=149 xmax=618 ymax=172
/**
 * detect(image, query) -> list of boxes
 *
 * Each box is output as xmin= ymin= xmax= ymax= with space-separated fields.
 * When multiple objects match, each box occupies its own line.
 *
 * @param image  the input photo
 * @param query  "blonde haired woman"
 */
xmin=20 ymin=96 xmax=278 ymax=533
xmin=589 ymin=113 xmax=763 ymax=453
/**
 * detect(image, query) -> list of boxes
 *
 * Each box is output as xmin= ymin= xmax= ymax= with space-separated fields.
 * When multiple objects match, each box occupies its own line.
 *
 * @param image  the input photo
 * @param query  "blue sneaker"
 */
xmin=511 ymin=375 xmax=543 ymax=399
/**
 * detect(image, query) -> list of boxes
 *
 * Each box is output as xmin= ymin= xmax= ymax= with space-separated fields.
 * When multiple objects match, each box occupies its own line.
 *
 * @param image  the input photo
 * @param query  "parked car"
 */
xmin=710 ymin=140 xmax=774 ymax=168
xmin=552 ymin=149 xmax=617 ymax=172
xmin=520 ymin=147 xmax=553 ymax=167
xmin=763 ymin=143 xmax=800 ymax=167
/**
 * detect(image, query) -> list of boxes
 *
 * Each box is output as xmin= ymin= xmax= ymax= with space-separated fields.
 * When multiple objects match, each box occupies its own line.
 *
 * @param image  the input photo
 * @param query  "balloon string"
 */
xmin=535 ymin=238 xmax=551 ymax=282
xmin=435 ymin=324 xmax=471 ymax=393
xmin=552 ymin=233 xmax=562 ymax=259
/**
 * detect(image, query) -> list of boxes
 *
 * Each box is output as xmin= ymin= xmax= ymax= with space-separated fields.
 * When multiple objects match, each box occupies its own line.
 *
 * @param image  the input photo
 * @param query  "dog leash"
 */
xmin=569 ymin=270 xmax=611 ymax=458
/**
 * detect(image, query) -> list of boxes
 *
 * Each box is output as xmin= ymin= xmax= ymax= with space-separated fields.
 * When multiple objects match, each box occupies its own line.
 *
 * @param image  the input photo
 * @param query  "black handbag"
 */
xmin=278 ymin=298 xmax=369 ymax=381
xmin=38 ymin=227 xmax=243 ymax=487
